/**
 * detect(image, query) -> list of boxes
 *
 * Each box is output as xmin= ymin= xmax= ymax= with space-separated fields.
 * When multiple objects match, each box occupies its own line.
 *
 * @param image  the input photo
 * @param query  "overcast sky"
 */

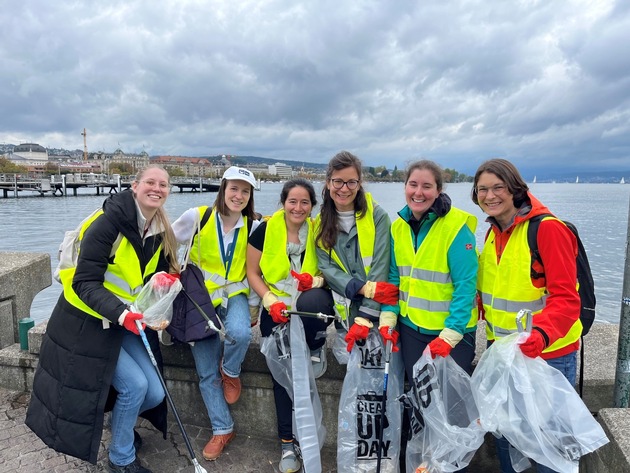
xmin=2 ymin=0 xmax=629 ymax=175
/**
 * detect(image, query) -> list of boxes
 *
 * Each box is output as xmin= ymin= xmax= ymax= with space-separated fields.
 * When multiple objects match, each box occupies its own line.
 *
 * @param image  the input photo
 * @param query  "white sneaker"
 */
xmin=310 ymin=346 xmax=327 ymax=379
xmin=279 ymin=442 xmax=302 ymax=473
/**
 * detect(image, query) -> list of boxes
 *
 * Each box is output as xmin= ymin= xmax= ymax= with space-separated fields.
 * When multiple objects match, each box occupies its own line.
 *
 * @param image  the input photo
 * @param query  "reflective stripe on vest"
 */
xmin=393 ymin=207 xmax=477 ymax=331
xmin=314 ymin=192 xmax=376 ymax=275
xmin=313 ymin=193 xmax=377 ymax=321
xmin=62 ymin=224 xmax=161 ymax=320
xmin=478 ymin=220 xmax=582 ymax=351
xmin=259 ymin=209 xmax=319 ymax=309
xmin=191 ymin=208 xmax=249 ymax=306
xmin=260 ymin=209 xmax=319 ymax=308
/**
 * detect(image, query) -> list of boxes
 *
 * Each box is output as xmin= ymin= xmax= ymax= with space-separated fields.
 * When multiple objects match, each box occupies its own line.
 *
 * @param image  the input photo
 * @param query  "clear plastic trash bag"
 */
xmin=332 ymin=328 xmax=350 ymax=365
xmin=399 ymin=348 xmax=485 ymax=473
xmin=471 ymin=332 xmax=609 ymax=472
xmin=260 ymin=317 xmax=326 ymax=473
xmin=337 ymin=328 xmax=404 ymax=472
xmin=131 ymin=272 xmax=182 ymax=328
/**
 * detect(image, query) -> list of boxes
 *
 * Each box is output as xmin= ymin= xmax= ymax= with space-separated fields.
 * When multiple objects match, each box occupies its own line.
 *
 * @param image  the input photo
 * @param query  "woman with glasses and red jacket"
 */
xmin=473 ymin=158 xmax=581 ymax=473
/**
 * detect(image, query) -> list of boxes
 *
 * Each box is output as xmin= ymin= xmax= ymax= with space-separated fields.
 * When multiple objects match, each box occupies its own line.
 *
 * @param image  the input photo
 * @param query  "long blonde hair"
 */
xmin=134 ymin=165 xmax=180 ymax=273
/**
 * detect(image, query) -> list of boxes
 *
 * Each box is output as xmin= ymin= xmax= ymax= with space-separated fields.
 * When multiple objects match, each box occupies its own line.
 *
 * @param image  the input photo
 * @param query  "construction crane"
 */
xmin=81 ymin=128 xmax=88 ymax=161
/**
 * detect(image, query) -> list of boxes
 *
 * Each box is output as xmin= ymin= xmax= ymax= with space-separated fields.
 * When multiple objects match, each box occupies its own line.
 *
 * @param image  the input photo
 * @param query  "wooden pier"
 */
xmin=0 ymin=176 xmax=220 ymax=198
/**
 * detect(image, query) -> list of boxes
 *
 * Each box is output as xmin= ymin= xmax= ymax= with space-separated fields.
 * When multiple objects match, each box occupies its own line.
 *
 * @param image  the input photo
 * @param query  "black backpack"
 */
xmin=527 ymin=214 xmax=596 ymax=336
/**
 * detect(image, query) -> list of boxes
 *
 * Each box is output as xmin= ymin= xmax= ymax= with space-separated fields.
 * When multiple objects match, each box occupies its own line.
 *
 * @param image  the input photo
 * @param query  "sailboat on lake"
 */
xmin=532 ymin=176 xmax=537 ymax=184
xmin=575 ymin=176 xmax=579 ymax=184
xmin=621 ymin=177 xmax=626 ymax=184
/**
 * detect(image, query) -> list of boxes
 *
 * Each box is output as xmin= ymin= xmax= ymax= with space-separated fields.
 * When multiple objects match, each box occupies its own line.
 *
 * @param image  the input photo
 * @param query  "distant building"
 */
xmin=90 ymin=148 xmax=150 ymax=174
xmin=152 ymin=156 xmax=218 ymax=177
xmin=7 ymin=143 xmax=49 ymax=165
xmin=110 ymin=149 xmax=150 ymax=172
xmin=269 ymin=162 xmax=293 ymax=179
xmin=244 ymin=164 xmax=269 ymax=176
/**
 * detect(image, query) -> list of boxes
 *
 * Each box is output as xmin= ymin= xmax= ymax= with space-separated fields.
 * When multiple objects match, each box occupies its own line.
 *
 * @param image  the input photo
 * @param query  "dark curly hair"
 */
xmin=280 ymin=178 xmax=317 ymax=207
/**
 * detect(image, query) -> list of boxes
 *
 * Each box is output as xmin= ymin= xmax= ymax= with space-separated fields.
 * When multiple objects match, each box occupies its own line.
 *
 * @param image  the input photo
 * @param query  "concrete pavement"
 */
xmin=0 ymin=385 xmax=516 ymax=473
xmin=0 ymin=387 xmax=338 ymax=473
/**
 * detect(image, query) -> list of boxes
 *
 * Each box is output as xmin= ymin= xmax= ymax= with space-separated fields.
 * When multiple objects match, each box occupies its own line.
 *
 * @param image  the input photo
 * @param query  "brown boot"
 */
xmin=220 ymin=367 xmax=242 ymax=404
xmin=202 ymin=431 xmax=236 ymax=460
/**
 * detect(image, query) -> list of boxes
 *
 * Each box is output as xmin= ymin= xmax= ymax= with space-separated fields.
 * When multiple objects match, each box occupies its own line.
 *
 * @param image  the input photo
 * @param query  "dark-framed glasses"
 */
xmin=475 ymin=184 xmax=508 ymax=196
xmin=330 ymin=178 xmax=360 ymax=190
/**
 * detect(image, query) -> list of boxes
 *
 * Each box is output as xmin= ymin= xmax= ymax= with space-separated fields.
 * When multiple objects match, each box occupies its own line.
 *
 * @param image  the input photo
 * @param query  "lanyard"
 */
xmin=217 ymin=212 xmax=240 ymax=278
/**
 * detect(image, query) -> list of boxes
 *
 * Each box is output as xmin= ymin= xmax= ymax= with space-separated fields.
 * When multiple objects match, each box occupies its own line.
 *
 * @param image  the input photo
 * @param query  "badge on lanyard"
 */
xmin=221 ymin=286 xmax=229 ymax=308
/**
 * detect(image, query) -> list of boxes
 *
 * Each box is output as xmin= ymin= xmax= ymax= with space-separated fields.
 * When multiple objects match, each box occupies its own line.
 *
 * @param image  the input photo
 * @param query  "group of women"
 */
xmin=25 ymin=152 xmax=581 ymax=473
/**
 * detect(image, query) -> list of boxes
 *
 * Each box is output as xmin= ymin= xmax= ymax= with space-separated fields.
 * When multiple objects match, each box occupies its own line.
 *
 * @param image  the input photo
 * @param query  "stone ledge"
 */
xmin=4 ymin=319 xmax=623 ymax=451
xmin=581 ymin=408 xmax=630 ymax=472
xmin=0 ymin=344 xmax=38 ymax=392
xmin=0 ymin=252 xmax=51 ymax=349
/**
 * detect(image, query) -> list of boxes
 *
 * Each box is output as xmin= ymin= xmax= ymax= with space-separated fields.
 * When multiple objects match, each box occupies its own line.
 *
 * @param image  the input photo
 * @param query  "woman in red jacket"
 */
xmin=472 ymin=158 xmax=581 ymax=473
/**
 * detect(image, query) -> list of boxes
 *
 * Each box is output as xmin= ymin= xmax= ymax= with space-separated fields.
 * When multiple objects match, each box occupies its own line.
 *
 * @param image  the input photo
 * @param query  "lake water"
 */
xmin=1 ymin=182 xmax=629 ymax=325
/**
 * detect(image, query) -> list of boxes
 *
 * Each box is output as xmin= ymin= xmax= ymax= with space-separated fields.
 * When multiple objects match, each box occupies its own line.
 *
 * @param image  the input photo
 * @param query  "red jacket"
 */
xmin=485 ymin=192 xmax=580 ymax=359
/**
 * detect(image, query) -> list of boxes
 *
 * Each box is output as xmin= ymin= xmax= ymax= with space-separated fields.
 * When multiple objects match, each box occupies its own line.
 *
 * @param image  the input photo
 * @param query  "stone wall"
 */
xmin=0 ymin=252 xmax=51 ymax=349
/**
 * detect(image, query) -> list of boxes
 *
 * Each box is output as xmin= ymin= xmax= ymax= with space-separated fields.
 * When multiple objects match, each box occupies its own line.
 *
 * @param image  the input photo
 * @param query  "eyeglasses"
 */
xmin=140 ymin=179 xmax=170 ymax=190
xmin=475 ymin=184 xmax=508 ymax=196
xmin=330 ymin=178 xmax=360 ymax=190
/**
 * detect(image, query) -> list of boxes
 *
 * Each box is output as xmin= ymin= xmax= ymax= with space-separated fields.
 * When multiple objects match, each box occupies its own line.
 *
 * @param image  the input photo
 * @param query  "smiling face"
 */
xmin=132 ymin=167 xmax=170 ymax=218
xmin=326 ymin=166 xmax=360 ymax=212
xmin=224 ymin=179 xmax=252 ymax=216
xmin=476 ymin=171 xmax=518 ymax=229
xmin=283 ymin=186 xmax=313 ymax=228
xmin=405 ymin=168 xmax=440 ymax=219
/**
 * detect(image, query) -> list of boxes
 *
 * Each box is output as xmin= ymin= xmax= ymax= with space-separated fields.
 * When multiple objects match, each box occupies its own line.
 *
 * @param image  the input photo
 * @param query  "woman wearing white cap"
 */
xmin=171 ymin=166 xmax=259 ymax=461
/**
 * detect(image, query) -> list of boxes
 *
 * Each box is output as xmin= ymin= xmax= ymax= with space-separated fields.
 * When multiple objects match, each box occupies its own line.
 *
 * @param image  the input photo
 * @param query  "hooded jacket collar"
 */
xmin=398 ymin=193 xmax=452 ymax=235
xmin=102 ymin=190 xmax=143 ymax=247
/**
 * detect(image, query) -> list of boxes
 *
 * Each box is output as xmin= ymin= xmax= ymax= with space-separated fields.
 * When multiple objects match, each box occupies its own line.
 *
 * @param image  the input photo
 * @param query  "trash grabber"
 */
xmin=376 ymin=330 xmax=394 ymax=473
xmin=135 ymin=321 xmax=208 ymax=473
xmin=516 ymin=308 xmax=533 ymax=333
xmin=282 ymin=310 xmax=336 ymax=321
xmin=181 ymin=287 xmax=236 ymax=345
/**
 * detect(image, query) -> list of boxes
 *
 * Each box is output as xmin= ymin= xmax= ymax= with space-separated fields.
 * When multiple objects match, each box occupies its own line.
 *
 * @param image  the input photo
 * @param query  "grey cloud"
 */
xmin=1 ymin=0 xmax=629 ymax=174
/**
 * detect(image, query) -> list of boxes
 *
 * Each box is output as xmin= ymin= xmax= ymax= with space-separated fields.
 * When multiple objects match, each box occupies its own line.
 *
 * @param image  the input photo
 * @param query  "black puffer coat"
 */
xmin=26 ymin=190 xmax=170 ymax=464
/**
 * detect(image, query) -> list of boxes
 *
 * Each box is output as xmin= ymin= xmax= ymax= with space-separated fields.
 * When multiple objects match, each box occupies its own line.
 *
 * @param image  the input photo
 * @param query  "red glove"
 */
xmin=290 ymin=270 xmax=313 ymax=292
xmin=269 ymin=301 xmax=289 ymax=324
xmin=428 ymin=337 xmax=452 ymax=358
xmin=378 ymin=326 xmax=400 ymax=352
xmin=345 ymin=323 xmax=370 ymax=352
xmin=366 ymin=281 xmax=399 ymax=305
xmin=520 ymin=330 xmax=546 ymax=358
xmin=152 ymin=272 xmax=180 ymax=288
xmin=122 ymin=312 xmax=145 ymax=335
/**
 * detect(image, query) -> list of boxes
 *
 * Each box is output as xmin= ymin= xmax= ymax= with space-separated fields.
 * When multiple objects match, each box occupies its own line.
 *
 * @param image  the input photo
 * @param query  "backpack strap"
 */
xmin=199 ymin=207 xmax=211 ymax=231
xmin=181 ymin=207 xmax=212 ymax=271
xmin=527 ymin=213 xmax=553 ymax=279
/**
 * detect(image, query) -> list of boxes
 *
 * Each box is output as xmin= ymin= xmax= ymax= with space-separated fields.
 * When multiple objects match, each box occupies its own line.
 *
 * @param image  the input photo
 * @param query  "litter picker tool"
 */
xmin=282 ymin=310 xmax=336 ymax=321
xmin=136 ymin=320 xmax=208 ymax=473
xmin=516 ymin=308 xmax=533 ymax=333
xmin=181 ymin=288 xmax=235 ymax=344
xmin=376 ymin=329 xmax=394 ymax=473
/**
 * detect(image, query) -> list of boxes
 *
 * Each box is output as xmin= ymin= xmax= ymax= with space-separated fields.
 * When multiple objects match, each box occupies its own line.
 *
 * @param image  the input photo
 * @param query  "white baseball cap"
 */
xmin=222 ymin=166 xmax=256 ymax=188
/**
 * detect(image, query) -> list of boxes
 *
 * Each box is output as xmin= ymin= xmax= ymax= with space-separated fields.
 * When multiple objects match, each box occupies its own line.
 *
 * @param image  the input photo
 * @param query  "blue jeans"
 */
xmin=190 ymin=293 xmax=251 ymax=435
xmin=109 ymin=331 xmax=165 ymax=466
xmin=495 ymin=351 xmax=578 ymax=473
